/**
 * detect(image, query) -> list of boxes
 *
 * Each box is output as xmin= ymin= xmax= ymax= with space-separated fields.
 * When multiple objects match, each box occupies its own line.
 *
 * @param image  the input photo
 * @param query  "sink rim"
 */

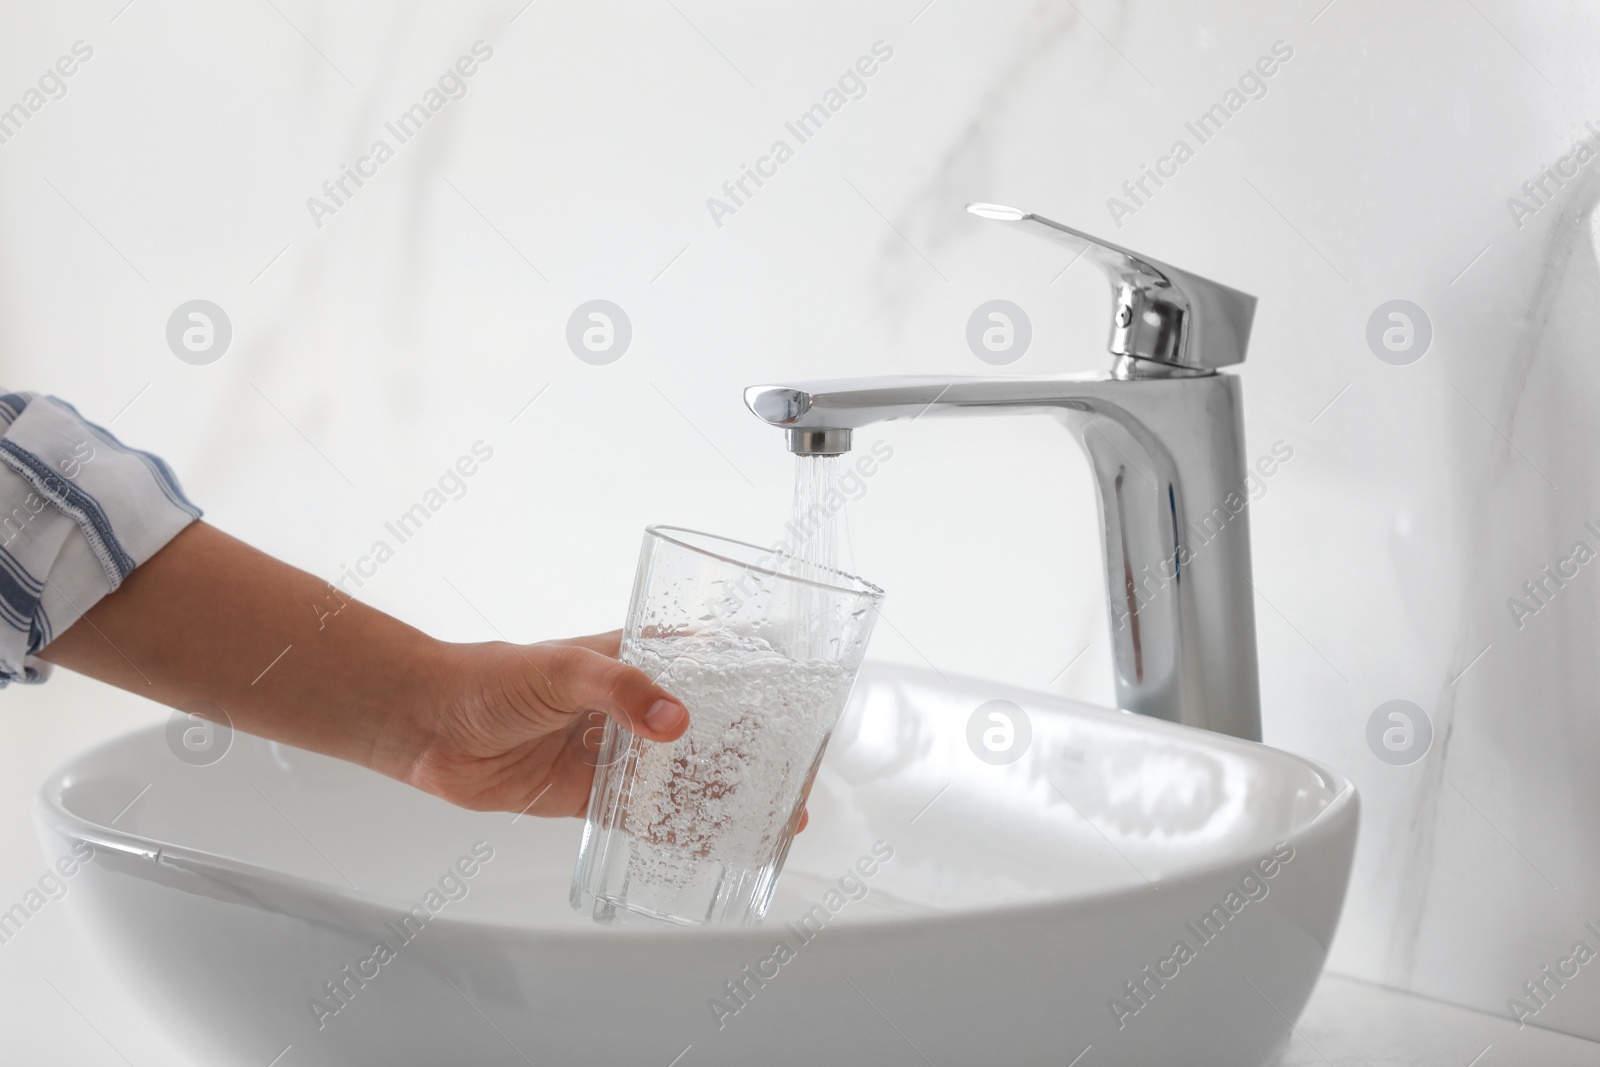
xmin=35 ymin=665 xmax=1358 ymax=947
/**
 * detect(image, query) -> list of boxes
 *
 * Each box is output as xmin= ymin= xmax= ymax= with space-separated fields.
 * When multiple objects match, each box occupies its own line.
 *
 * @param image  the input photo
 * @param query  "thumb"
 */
xmin=538 ymin=644 xmax=689 ymax=743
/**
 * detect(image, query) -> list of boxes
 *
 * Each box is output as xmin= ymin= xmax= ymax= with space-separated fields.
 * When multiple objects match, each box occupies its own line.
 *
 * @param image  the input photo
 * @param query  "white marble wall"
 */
xmin=2 ymin=0 xmax=1598 ymax=1045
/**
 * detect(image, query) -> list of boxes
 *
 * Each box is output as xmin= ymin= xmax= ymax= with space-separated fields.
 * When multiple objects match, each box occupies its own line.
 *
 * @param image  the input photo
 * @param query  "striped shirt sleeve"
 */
xmin=0 ymin=392 xmax=201 ymax=686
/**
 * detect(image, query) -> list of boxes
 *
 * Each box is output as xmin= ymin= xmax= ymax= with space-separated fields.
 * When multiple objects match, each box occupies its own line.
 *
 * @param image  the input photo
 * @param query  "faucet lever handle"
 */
xmin=967 ymin=203 xmax=1256 ymax=372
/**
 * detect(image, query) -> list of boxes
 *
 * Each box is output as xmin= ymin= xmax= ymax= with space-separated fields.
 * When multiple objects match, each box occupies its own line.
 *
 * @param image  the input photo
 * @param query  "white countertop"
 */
xmin=1280 ymin=974 xmax=1600 ymax=1067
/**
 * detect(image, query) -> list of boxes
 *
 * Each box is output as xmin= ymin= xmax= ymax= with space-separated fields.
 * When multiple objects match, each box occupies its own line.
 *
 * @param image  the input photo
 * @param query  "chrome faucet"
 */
xmin=745 ymin=203 xmax=1262 ymax=740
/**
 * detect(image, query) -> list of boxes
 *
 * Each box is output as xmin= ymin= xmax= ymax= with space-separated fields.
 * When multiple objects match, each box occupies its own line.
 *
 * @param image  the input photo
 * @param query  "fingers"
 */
xmin=538 ymin=644 xmax=688 ymax=743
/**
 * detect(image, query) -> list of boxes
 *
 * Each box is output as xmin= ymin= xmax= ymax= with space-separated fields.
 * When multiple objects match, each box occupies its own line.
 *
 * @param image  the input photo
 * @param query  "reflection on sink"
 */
xmin=37 ymin=662 xmax=1357 ymax=1066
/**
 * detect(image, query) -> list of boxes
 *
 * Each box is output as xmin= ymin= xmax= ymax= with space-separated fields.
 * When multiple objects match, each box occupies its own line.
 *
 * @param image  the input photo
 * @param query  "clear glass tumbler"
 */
xmin=571 ymin=525 xmax=884 ymax=927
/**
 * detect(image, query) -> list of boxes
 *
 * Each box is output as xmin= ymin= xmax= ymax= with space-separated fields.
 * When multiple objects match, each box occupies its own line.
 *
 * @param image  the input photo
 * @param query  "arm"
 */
xmin=40 ymin=521 xmax=691 ymax=817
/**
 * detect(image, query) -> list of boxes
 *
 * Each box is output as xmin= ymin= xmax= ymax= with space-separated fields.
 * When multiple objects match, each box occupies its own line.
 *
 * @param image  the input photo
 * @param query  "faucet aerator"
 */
xmin=786 ymin=427 xmax=852 ymax=456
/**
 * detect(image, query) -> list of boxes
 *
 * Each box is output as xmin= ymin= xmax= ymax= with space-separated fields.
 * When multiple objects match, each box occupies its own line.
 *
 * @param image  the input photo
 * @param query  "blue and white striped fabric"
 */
xmin=0 ymin=393 xmax=200 ymax=686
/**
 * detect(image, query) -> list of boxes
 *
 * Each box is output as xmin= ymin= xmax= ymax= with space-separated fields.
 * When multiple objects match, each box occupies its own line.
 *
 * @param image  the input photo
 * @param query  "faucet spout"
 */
xmin=744 ymin=372 xmax=1263 ymax=740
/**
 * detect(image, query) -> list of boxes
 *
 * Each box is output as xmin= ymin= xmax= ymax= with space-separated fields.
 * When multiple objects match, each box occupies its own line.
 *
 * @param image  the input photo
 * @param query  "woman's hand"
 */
xmin=43 ymin=523 xmax=808 ymax=828
xmin=396 ymin=630 xmax=810 ymax=828
xmin=398 ymin=631 xmax=688 ymax=818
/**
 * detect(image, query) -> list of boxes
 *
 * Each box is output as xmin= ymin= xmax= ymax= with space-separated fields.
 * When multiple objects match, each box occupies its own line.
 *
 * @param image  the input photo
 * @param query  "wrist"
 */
xmin=367 ymin=633 xmax=474 ymax=785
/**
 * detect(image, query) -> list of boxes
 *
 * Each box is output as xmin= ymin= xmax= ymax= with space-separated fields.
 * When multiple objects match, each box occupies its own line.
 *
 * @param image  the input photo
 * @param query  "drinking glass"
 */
xmin=570 ymin=525 xmax=884 ymax=927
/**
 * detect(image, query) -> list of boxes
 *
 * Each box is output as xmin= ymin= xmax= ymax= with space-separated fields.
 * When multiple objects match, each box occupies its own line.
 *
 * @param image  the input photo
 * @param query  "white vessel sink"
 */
xmin=36 ymin=663 xmax=1357 ymax=1067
